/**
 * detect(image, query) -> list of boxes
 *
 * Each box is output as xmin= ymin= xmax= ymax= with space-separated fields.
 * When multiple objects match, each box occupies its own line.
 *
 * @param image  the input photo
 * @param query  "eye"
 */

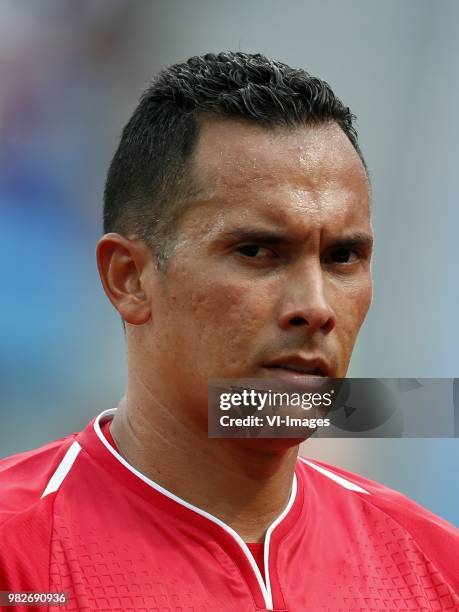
xmin=328 ymin=248 xmax=359 ymax=264
xmin=237 ymin=244 xmax=275 ymax=258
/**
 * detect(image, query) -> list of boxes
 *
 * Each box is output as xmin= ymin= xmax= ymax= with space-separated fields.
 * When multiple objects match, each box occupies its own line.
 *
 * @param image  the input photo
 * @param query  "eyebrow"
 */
xmin=221 ymin=228 xmax=373 ymax=250
xmin=331 ymin=233 xmax=374 ymax=251
xmin=221 ymin=229 xmax=289 ymax=244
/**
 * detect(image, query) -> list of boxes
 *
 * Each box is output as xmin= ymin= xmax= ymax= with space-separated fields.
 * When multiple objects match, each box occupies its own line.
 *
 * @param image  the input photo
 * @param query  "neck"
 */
xmin=110 ymin=393 xmax=299 ymax=543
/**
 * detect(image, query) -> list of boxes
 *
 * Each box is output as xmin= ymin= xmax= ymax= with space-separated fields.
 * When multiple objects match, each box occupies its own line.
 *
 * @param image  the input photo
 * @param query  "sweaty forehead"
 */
xmin=188 ymin=118 xmax=369 ymax=200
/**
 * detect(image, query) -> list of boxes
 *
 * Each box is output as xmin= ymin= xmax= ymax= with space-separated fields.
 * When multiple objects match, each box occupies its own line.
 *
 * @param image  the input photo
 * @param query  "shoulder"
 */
xmin=298 ymin=456 xmax=459 ymax=591
xmin=298 ymin=456 xmax=459 ymax=536
xmin=0 ymin=433 xmax=83 ymax=590
xmin=0 ymin=434 xmax=79 ymax=523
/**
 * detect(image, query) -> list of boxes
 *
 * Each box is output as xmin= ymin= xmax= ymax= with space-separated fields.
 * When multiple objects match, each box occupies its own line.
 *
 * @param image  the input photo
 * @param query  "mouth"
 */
xmin=261 ymin=356 xmax=333 ymax=382
xmin=263 ymin=360 xmax=331 ymax=391
xmin=266 ymin=364 xmax=325 ymax=376
xmin=262 ymin=366 xmax=326 ymax=387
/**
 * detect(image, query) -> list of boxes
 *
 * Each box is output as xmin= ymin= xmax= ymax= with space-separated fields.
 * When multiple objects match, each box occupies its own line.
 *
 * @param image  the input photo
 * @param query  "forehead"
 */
xmin=183 ymin=118 xmax=370 ymax=234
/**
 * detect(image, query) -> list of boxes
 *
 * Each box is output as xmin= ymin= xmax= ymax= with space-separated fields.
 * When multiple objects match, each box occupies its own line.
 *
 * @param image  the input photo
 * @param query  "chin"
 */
xmin=234 ymin=437 xmax=306 ymax=454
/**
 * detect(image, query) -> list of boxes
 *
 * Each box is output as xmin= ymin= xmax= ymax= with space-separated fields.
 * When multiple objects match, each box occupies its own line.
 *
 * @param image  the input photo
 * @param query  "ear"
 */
xmin=96 ymin=233 xmax=153 ymax=325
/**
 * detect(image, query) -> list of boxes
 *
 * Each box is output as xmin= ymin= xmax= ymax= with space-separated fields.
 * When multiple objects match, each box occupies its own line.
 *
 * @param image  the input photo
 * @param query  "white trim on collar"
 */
xmin=93 ymin=408 xmax=298 ymax=611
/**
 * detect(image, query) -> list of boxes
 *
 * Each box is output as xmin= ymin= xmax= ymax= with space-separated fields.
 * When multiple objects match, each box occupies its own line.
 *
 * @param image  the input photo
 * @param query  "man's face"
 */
xmin=142 ymin=119 xmax=372 ymax=418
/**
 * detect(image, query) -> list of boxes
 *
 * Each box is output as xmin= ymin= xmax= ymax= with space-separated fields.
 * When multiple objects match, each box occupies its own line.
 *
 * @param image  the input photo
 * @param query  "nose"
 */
xmin=277 ymin=264 xmax=336 ymax=334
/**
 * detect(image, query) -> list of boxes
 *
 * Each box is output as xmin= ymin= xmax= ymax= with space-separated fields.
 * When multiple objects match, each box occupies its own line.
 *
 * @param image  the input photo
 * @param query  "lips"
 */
xmin=263 ymin=356 xmax=332 ymax=378
xmin=267 ymin=364 xmax=324 ymax=375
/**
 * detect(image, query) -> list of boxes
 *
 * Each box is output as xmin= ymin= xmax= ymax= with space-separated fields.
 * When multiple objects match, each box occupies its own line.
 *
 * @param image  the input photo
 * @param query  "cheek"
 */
xmin=166 ymin=276 xmax=272 ymax=367
xmin=337 ymin=280 xmax=372 ymax=344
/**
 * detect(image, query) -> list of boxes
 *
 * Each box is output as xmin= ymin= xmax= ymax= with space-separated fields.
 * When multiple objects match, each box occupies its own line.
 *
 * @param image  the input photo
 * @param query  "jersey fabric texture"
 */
xmin=1 ymin=408 xmax=458 ymax=612
xmin=101 ymin=418 xmax=265 ymax=584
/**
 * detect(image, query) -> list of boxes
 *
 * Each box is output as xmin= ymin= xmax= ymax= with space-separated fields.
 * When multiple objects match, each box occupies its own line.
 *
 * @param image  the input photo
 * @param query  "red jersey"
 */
xmin=1 ymin=408 xmax=458 ymax=611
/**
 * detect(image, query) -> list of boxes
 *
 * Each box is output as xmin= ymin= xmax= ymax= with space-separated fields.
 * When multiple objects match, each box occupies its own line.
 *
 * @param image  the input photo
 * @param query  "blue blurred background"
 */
xmin=1 ymin=0 xmax=458 ymax=524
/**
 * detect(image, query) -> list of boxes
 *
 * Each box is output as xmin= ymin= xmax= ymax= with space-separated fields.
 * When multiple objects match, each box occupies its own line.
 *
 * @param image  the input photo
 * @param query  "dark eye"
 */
xmin=329 ymin=248 xmax=358 ymax=264
xmin=238 ymin=245 xmax=270 ymax=258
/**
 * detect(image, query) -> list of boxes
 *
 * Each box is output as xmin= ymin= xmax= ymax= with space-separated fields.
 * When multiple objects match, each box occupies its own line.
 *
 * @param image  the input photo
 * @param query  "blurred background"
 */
xmin=1 ymin=0 xmax=458 ymax=524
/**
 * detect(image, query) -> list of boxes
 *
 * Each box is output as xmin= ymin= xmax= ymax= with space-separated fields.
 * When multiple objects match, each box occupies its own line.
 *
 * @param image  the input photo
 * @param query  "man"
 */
xmin=1 ymin=52 xmax=458 ymax=611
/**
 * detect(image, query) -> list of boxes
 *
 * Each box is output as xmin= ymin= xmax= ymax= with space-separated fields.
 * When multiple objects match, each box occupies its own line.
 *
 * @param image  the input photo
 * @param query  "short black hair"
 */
xmin=103 ymin=51 xmax=365 ymax=268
